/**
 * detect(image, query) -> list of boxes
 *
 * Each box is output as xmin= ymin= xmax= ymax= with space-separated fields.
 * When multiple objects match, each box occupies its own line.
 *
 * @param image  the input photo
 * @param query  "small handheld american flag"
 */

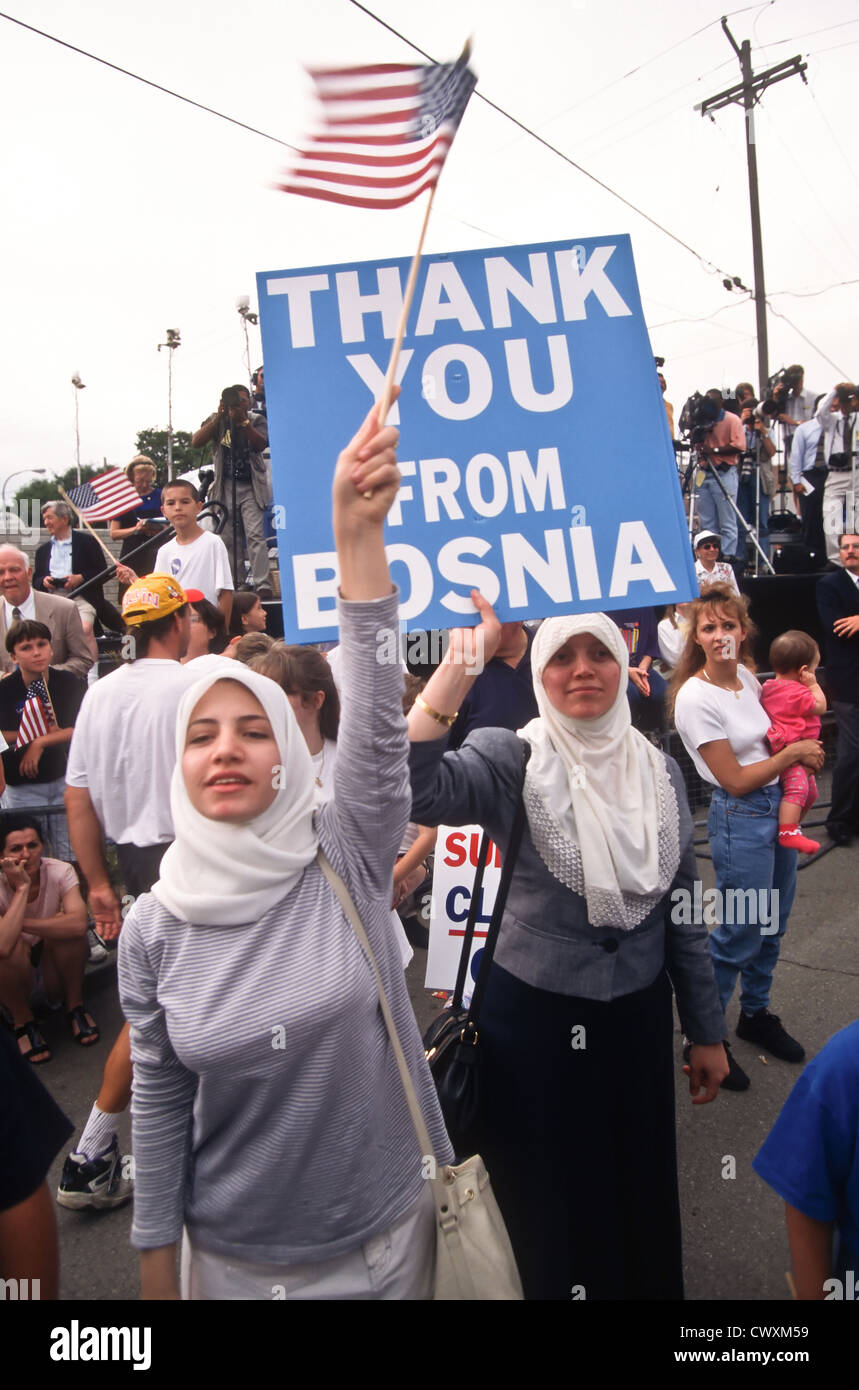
xmin=65 ymin=469 xmax=142 ymax=522
xmin=15 ymin=676 xmax=56 ymax=749
xmin=278 ymin=45 xmax=476 ymax=210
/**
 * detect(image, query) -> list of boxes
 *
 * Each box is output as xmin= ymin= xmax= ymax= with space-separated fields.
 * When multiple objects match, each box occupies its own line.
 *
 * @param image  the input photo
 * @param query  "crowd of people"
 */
xmin=0 ymin=387 xmax=857 ymax=1303
xmin=661 ymin=364 xmax=858 ymax=571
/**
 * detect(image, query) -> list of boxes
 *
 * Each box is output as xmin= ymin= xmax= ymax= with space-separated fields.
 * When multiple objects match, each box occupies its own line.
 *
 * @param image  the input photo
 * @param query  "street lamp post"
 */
xmin=236 ymin=296 xmax=259 ymax=384
xmin=71 ymin=374 xmax=85 ymax=485
xmin=157 ymin=329 xmax=181 ymax=482
xmin=2 ymin=469 xmax=48 ymax=532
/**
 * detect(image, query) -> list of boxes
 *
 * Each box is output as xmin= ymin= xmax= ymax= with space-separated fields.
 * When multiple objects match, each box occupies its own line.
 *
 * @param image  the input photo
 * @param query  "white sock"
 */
xmin=76 ymin=1102 xmax=119 ymax=1161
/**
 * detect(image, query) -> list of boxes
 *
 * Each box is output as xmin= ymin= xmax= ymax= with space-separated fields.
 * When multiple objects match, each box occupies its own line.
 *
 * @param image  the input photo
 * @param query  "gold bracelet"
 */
xmin=415 ymin=695 xmax=459 ymax=728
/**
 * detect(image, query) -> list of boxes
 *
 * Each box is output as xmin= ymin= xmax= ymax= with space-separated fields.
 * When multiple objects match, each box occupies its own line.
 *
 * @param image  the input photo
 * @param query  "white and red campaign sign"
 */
xmin=426 ymin=824 xmax=502 ymax=993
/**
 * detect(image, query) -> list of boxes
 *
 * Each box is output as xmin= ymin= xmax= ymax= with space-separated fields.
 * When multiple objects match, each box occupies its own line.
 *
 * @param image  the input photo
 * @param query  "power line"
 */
xmin=811 ymin=37 xmax=859 ymax=56
xmin=346 ymin=0 xmax=746 ymax=284
xmin=765 ymin=302 xmax=847 ymax=375
xmin=805 ymin=78 xmax=859 ymax=202
xmin=750 ymin=16 xmax=859 ymax=51
xmin=648 ymin=297 xmax=753 ymax=331
xmin=0 ymin=9 xmax=301 ymax=151
xmin=559 ymin=58 xmax=737 ymax=160
xmin=769 ymin=279 xmax=859 ymax=300
xmin=507 ymin=6 xmax=770 ymax=131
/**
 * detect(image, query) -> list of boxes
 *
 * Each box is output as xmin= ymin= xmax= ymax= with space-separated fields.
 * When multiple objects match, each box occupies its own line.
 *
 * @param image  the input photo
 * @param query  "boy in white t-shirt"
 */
xmin=119 ymin=481 xmax=233 ymax=628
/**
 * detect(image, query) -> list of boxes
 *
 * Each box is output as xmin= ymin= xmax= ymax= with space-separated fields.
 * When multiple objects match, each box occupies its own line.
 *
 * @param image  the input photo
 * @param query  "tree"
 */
xmin=8 ymin=430 xmax=211 ymax=523
xmin=134 ymin=429 xmax=211 ymax=475
xmin=10 ymin=466 xmax=103 ymax=516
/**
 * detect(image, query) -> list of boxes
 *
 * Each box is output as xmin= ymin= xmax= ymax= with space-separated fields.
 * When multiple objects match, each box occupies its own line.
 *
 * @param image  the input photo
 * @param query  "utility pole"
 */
xmin=696 ymin=19 xmax=806 ymax=396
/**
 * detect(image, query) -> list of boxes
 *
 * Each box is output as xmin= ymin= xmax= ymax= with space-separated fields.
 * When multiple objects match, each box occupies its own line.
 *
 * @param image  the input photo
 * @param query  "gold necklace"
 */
xmin=314 ymin=743 xmax=325 ymax=789
xmin=702 ymin=667 xmax=742 ymax=700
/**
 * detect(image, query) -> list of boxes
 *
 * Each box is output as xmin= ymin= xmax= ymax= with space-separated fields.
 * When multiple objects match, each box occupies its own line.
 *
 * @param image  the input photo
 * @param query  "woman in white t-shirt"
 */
xmin=670 ymin=584 xmax=824 ymax=1090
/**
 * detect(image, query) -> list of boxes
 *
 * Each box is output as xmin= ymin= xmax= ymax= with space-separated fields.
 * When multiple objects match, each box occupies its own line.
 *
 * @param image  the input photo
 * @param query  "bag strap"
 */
xmin=464 ymin=741 xmax=531 ymax=1030
xmin=316 ymin=847 xmax=480 ymax=1297
xmin=451 ymin=831 xmax=491 ymax=1010
xmin=317 ymin=849 xmax=437 ymax=1162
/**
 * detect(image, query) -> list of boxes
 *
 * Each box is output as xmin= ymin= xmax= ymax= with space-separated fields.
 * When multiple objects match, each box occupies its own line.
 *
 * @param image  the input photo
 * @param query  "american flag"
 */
xmin=278 ymin=48 xmax=477 ymax=209
xmin=15 ymin=676 xmax=56 ymax=749
xmin=65 ymin=469 xmax=142 ymax=522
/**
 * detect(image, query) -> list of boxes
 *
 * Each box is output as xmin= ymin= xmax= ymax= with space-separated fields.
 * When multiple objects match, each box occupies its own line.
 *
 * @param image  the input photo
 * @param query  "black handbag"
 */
xmin=423 ymin=746 xmax=530 ymax=1152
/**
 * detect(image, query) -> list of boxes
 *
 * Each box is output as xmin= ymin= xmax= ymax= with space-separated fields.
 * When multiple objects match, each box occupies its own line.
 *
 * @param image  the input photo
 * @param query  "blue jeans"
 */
xmin=697 ymin=466 xmax=739 ymax=558
xmin=706 ymin=785 xmax=797 ymax=1016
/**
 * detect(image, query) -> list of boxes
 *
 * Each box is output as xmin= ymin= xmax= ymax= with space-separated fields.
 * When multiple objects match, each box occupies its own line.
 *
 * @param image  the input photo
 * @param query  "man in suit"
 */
xmin=34 ymin=503 xmax=123 ymax=661
xmin=816 ymin=532 xmax=859 ymax=845
xmin=0 ymin=546 xmax=92 ymax=680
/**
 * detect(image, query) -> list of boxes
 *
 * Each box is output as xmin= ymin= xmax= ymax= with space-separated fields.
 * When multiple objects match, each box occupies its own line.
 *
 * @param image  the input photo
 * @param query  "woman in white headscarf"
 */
xmin=118 ymin=401 xmax=453 ymax=1300
xmin=409 ymin=600 xmax=728 ymax=1301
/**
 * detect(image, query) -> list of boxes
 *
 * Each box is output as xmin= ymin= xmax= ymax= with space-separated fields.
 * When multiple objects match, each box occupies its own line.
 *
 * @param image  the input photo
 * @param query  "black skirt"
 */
xmin=476 ymin=963 xmax=683 ymax=1301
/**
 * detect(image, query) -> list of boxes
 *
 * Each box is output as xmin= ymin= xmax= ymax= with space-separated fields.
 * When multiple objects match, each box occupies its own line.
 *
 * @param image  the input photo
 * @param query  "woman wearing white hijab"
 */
xmin=409 ymin=602 xmax=728 ymax=1300
xmin=118 ymin=401 xmax=453 ymax=1300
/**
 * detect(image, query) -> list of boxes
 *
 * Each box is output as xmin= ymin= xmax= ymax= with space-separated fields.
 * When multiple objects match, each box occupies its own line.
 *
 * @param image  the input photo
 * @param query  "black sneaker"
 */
xmin=721 ymin=1041 xmax=751 ymax=1091
xmin=682 ymin=1039 xmax=750 ymax=1091
xmin=56 ymin=1136 xmax=133 ymax=1210
xmin=736 ymin=1010 xmax=805 ymax=1063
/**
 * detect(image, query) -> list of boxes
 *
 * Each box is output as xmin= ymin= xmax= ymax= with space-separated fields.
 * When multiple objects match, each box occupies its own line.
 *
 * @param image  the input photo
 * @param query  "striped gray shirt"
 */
xmin=118 ymin=592 xmax=453 ymax=1261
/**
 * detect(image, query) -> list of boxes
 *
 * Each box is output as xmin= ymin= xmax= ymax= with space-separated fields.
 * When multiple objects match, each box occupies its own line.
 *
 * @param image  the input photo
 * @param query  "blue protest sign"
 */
xmin=257 ymin=235 xmax=697 ymax=642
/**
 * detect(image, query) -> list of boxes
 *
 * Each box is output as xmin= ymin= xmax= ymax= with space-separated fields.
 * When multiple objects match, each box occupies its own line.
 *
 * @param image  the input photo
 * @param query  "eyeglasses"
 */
xmin=699 ymin=543 xmax=720 ymax=550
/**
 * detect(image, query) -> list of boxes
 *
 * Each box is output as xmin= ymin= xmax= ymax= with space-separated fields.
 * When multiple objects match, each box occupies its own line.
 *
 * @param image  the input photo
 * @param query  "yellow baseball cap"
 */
xmin=121 ymin=573 xmax=188 ymax=626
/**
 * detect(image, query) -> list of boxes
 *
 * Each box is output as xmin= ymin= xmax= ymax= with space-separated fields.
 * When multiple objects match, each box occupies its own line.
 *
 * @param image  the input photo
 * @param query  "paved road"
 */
xmin=34 ymin=815 xmax=857 ymax=1302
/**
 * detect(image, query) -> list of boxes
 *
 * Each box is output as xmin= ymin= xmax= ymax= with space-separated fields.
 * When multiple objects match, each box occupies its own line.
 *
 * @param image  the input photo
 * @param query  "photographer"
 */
xmin=789 ymin=403 xmax=826 ymax=563
xmin=191 ymin=385 xmax=273 ymax=599
xmin=734 ymin=383 xmax=776 ymax=562
xmin=815 ymin=383 xmax=858 ymax=564
xmin=770 ymin=365 xmax=817 ymax=465
xmin=695 ymin=389 xmax=746 ymax=567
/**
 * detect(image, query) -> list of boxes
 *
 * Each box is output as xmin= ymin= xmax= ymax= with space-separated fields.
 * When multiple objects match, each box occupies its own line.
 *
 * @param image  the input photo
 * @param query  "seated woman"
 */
xmin=0 ymin=813 xmax=91 ymax=1063
xmin=118 ymin=402 xmax=452 ymax=1300
xmin=109 ymin=458 xmax=165 ymax=589
xmin=694 ymin=531 xmax=740 ymax=595
xmin=408 ymin=600 xmax=728 ymax=1300
xmin=249 ymin=643 xmax=338 ymax=795
xmin=181 ymin=594 xmax=229 ymax=664
xmin=227 ymin=592 xmax=268 ymax=646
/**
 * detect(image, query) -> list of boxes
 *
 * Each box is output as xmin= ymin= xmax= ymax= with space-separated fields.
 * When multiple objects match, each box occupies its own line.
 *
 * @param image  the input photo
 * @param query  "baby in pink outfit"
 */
xmin=760 ymin=630 xmax=827 ymax=854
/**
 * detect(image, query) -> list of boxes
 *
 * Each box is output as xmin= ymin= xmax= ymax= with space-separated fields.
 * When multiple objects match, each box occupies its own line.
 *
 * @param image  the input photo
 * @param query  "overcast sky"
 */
xmin=2 ymin=0 xmax=857 ymax=493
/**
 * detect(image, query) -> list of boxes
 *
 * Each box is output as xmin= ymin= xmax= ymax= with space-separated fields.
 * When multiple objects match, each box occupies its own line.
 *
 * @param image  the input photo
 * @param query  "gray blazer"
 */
xmin=410 ymin=728 xmax=725 ymax=1044
xmin=0 ymin=589 xmax=93 ymax=680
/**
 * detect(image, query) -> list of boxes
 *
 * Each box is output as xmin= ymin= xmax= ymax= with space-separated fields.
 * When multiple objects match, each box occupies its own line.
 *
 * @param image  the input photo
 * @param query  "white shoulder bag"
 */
xmin=317 ymin=849 xmax=524 ymax=1301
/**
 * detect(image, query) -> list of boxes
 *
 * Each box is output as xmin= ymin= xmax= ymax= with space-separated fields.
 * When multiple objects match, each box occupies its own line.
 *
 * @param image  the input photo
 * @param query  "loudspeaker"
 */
xmin=770 ymin=540 xmax=816 ymax=575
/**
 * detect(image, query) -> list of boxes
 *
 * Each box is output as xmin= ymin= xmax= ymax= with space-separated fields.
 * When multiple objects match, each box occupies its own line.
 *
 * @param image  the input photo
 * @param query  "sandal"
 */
xmin=68 ymin=1005 xmax=100 ymax=1047
xmin=15 ymin=1019 xmax=52 ymax=1065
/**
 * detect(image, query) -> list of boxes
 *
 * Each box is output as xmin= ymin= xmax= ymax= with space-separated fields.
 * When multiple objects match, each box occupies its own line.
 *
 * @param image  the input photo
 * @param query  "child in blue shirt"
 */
xmin=753 ymin=1020 xmax=859 ymax=1299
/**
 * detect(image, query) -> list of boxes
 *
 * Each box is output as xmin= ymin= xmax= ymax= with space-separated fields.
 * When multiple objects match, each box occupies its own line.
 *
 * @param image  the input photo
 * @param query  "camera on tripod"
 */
xmin=759 ymin=365 xmax=802 ymax=419
xmin=679 ymin=391 xmax=721 ymax=445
